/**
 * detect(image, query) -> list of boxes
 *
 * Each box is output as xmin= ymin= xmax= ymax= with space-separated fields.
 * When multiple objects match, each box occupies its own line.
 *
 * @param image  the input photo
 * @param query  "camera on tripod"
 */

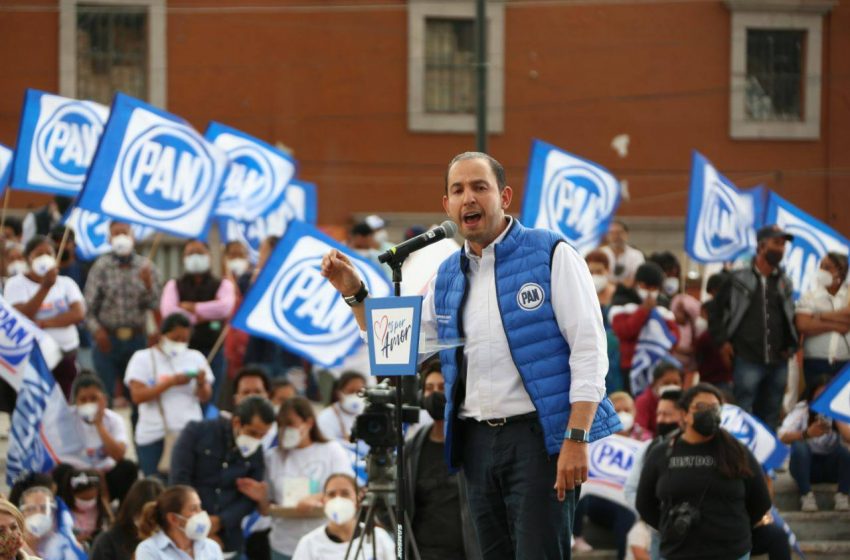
xmin=351 ymin=379 xmax=422 ymax=449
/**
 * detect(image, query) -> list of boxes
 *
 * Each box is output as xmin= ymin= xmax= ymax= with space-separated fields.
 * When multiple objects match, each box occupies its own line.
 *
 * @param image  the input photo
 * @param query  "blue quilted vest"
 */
xmin=435 ymin=219 xmax=621 ymax=467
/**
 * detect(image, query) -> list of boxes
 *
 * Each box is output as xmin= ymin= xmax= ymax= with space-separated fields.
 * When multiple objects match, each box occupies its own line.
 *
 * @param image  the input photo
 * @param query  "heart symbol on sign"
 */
xmin=373 ymin=315 xmax=388 ymax=343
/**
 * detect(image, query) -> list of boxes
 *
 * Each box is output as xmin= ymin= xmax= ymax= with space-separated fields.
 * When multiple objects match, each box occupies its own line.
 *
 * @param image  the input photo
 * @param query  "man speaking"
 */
xmin=321 ymin=152 xmax=620 ymax=559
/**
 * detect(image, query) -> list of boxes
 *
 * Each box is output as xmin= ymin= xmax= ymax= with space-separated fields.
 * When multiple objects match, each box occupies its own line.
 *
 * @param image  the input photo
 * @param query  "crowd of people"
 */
xmin=0 ymin=190 xmax=847 ymax=560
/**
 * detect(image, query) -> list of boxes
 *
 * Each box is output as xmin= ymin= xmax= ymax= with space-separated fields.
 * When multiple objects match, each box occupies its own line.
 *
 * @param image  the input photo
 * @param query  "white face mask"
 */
xmin=591 ymin=274 xmax=608 ymax=294
xmin=339 ymin=394 xmax=365 ymax=415
xmin=160 ymin=337 xmax=188 ymax=358
xmin=324 ymin=497 xmax=357 ymax=525
xmin=30 ymin=254 xmax=56 ymax=277
xmin=184 ymin=253 xmax=211 ymax=274
xmin=235 ymin=433 xmax=263 ymax=458
xmin=110 ymin=234 xmax=134 ymax=256
xmin=25 ymin=513 xmax=52 ymax=538
xmin=816 ymin=269 xmax=834 ymax=289
xmin=617 ymin=411 xmax=635 ymax=432
xmin=281 ymin=426 xmax=303 ymax=450
xmin=656 ymin=384 xmax=681 ymax=397
xmin=179 ymin=511 xmax=212 ymax=541
xmin=637 ymin=288 xmax=659 ymax=302
xmin=694 ymin=317 xmax=708 ymax=335
xmin=75 ymin=497 xmax=98 ymax=512
xmin=6 ymin=260 xmax=28 ymax=276
xmin=226 ymin=258 xmax=250 ymax=276
xmin=663 ymin=277 xmax=680 ymax=296
xmin=77 ymin=402 xmax=99 ymax=423
xmin=374 ymin=229 xmax=389 ymax=245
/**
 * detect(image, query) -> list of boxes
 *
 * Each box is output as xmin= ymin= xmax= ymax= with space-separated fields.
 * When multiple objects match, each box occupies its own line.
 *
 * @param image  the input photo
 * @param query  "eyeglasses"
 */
xmin=20 ymin=503 xmax=51 ymax=515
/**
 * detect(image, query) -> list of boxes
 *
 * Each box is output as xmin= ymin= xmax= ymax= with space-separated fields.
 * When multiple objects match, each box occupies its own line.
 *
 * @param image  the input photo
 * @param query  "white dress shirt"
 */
xmin=418 ymin=218 xmax=608 ymax=421
xmin=796 ymin=285 xmax=850 ymax=362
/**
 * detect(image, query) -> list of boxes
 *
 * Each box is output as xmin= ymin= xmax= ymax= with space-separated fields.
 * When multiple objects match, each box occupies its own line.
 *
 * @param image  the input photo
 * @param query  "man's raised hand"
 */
xmin=321 ymin=249 xmax=362 ymax=296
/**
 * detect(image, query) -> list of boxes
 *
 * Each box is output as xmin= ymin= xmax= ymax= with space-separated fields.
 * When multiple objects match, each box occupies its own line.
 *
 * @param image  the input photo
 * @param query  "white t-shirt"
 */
xmin=3 ymin=274 xmax=84 ymax=352
xmin=65 ymin=408 xmax=128 ymax=471
xmin=778 ymin=401 xmax=840 ymax=455
xmin=124 ymin=346 xmax=212 ymax=446
xmin=264 ymin=441 xmax=354 ymax=555
xmin=600 ymin=245 xmax=645 ymax=285
xmin=796 ymin=285 xmax=850 ymax=361
xmin=292 ymin=524 xmax=395 ymax=560
xmin=317 ymin=404 xmax=357 ymax=442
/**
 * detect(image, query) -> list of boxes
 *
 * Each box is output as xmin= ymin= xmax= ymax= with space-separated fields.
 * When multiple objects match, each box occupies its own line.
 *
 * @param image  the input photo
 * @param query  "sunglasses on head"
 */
xmin=70 ymin=473 xmax=99 ymax=489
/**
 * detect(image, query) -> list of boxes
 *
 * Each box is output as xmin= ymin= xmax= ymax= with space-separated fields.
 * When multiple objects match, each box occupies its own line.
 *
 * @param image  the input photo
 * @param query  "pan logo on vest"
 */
xmin=517 ymin=283 xmax=544 ymax=311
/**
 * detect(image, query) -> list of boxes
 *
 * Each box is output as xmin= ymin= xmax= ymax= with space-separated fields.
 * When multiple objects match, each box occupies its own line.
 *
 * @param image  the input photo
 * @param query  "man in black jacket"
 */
xmin=170 ymin=395 xmax=274 ymax=555
xmin=709 ymin=225 xmax=798 ymax=429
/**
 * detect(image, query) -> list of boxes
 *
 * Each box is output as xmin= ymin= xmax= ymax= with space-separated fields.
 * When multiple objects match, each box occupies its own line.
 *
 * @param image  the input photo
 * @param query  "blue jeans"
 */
xmin=461 ymin=417 xmax=576 ymax=560
xmin=136 ymin=439 xmax=164 ymax=478
xmin=93 ymin=333 xmax=147 ymax=401
xmin=732 ymin=356 xmax=788 ymax=430
xmin=573 ymin=496 xmax=635 ymax=560
xmin=789 ymin=440 xmax=850 ymax=494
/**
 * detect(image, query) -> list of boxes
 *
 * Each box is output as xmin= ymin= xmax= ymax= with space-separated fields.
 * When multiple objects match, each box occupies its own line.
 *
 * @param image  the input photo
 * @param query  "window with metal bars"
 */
xmin=424 ymin=18 xmax=475 ymax=114
xmin=76 ymin=4 xmax=148 ymax=104
xmin=745 ymin=29 xmax=805 ymax=122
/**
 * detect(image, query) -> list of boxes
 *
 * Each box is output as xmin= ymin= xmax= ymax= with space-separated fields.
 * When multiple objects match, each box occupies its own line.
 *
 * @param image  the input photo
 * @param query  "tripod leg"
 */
xmin=346 ymin=501 xmax=375 ymax=560
xmin=403 ymin=512 xmax=422 ymax=560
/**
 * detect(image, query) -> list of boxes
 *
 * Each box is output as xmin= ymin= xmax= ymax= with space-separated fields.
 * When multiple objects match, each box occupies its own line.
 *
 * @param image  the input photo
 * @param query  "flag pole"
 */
xmin=0 ymin=188 xmax=10 ymax=235
xmin=55 ymin=226 xmax=72 ymax=265
xmin=206 ymin=324 xmax=230 ymax=363
xmin=147 ymin=233 xmax=164 ymax=261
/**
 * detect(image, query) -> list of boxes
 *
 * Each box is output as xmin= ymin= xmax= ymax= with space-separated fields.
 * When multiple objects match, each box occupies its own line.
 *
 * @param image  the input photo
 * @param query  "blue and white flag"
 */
xmin=232 ymin=221 xmax=392 ymax=367
xmin=520 ymin=139 xmax=621 ymax=255
xmin=685 ymin=152 xmax=765 ymax=263
xmin=0 ymin=144 xmax=13 ymax=190
xmin=10 ymin=89 xmax=109 ymax=196
xmin=76 ymin=93 xmax=228 ymax=239
xmin=7 ymin=345 xmax=86 ymax=486
xmin=770 ymin=507 xmax=805 ymax=559
xmin=764 ymin=192 xmax=850 ymax=300
xmin=38 ymin=497 xmax=87 ymax=560
xmin=627 ymin=308 xmax=680 ymax=396
xmin=62 ymin=207 xmax=155 ymax=262
xmin=811 ymin=363 xmax=850 ymax=424
xmin=721 ymin=404 xmax=789 ymax=472
xmin=0 ymin=295 xmax=61 ymax=391
xmin=206 ymin=122 xmax=297 ymax=221
xmin=286 ymin=179 xmax=318 ymax=225
xmin=584 ymin=434 xmax=648 ymax=510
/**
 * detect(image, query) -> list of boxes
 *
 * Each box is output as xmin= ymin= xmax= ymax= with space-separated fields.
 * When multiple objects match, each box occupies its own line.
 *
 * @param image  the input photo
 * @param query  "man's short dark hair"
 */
xmin=350 ymin=222 xmax=374 ymax=237
xmin=234 ymin=396 xmax=275 ymax=426
xmin=445 ymin=152 xmax=506 ymax=193
xmin=648 ymin=251 xmax=680 ymax=275
xmin=160 ymin=312 xmax=192 ymax=334
xmin=70 ymin=371 xmax=106 ymax=401
xmin=4 ymin=217 xmax=22 ymax=237
xmin=658 ymin=388 xmax=682 ymax=404
xmin=611 ymin=219 xmax=629 ymax=232
xmin=706 ymin=272 xmax=728 ymax=296
xmin=233 ymin=366 xmax=271 ymax=395
xmin=634 ymin=262 xmax=665 ymax=288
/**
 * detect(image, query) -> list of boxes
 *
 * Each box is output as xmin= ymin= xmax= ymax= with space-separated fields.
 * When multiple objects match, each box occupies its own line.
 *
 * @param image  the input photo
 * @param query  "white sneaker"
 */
xmin=801 ymin=492 xmax=818 ymax=512
xmin=572 ymin=536 xmax=593 ymax=552
xmin=835 ymin=493 xmax=849 ymax=511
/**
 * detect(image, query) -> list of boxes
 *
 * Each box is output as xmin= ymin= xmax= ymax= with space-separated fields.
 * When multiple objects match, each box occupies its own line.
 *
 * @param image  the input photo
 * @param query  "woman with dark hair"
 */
xmin=55 ymin=468 xmax=112 ymax=547
xmin=258 ymin=396 xmax=354 ymax=560
xmin=135 ymin=485 xmax=222 ymax=559
xmin=795 ymin=252 xmax=850 ymax=385
xmin=779 ymin=374 xmax=850 ymax=512
xmin=90 ymin=478 xmax=165 ymax=559
xmin=316 ymin=371 xmax=367 ymax=444
xmin=4 ymin=234 xmax=85 ymax=398
xmin=125 ymin=313 xmax=213 ymax=476
xmin=636 ymin=383 xmax=771 ymax=560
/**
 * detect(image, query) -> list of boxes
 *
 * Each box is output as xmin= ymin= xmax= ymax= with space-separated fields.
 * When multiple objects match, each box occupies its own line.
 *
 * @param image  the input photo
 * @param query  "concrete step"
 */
xmin=774 ymin=480 xmax=839 ymax=512
xmin=797 ymin=540 xmax=850 ymax=560
xmin=573 ymin=550 xmax=617 ymax=560
xmin=782 ymin=511 xmax=850 ymax=541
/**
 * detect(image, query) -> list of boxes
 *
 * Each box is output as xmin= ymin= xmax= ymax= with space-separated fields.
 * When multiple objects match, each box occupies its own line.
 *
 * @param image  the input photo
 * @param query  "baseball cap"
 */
xmin=756 ymin=224 xmax=794 ymax=243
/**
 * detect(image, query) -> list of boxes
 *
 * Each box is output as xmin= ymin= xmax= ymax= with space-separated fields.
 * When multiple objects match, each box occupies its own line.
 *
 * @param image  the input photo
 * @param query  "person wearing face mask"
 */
xmin=255 ymin=397 xmax=353 ymax=560
xmin=0 ymin=498 xmax=40 ymax=560
xmin=125 ymin=313 xmax=213 ymax=477
xmin=794 ymin=252 xmax=850 ymax=386
xmin=586 ymin=251 xmax=624 ymax=393
xmin=600 ymin=220 xmax=645 ymax=288
xmin=3 ymin=244 xmax=28 ymax=281
xmin=85 ymin=221 xmax=162 ymax=406
xmin=316 ymin=372 xmax=367 ymax=455
xmin=4 ymin=235 xmax=85 ymax=399
xmin=136 ymin=485 xmax=223 ymax=560
xmin=161 ymin=239 xmax=236 ymax=405
xmin=648 ymin=251 xmax=682 ymax=310
xmin=90 ymin=478 xmax=165 ymax=560
xmin=19 ymin=486 xmax=83 ymax=559
xmin=609 ymin=263 xmax=680 ymax=388
xmin=292 ymin=473 xmax=395 ymax=560
xmin=170 ymin=396 xmax=274 ymax=556
xmin=670 ymin=294 xmax=703 ymax=380
xmin=634 ymin=362 xmax=684 ymax=437
xmin=403 ymin=363 xmax=481 ymax=560
xmin=346 ymin=222 xmax=390 ymax=280
xmin=56 ymin=469 xmax=112 ymax=547
xmin=67 ymin=373 xmax=138 ymax=504
xmin=636 ymin=384 xmax=771 ymax=560
xmin=708 ymin=225 xmax=798 ymax=431
xmin=222 ymin=241 xmax=253 ymax=288
xmin=21 ymin=196 xmax=72 ymax=246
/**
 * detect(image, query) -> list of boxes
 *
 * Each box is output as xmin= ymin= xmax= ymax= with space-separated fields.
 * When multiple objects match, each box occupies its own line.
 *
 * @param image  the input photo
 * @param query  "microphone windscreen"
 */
xmin=440 ymin=220 xmax=458 ymax=237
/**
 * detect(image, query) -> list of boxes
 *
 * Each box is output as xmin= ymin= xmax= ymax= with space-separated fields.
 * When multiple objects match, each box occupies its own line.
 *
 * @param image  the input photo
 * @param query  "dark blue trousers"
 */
xmin=461 ymin=417 xmax=577 ymax=560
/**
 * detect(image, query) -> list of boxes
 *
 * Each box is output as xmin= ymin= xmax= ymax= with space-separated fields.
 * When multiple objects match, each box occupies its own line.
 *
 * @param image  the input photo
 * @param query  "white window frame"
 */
xmin=726 ymin=0 xmax=834 ymax=140
xmin=59 ymin=0 xmax=167 ymax=108
xmin=408 ymin=0 xmax=504 ymax=134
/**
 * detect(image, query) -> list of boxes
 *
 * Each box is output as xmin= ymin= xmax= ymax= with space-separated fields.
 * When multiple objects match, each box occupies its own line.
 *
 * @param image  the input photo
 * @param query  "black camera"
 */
xmin=351 ymin=380 xmax=421 ymax=450
xmin=664 ymin=501 xmax=701 ymax=539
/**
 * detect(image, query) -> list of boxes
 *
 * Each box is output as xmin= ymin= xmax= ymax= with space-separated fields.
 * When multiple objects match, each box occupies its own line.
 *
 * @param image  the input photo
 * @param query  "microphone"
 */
xmin=378 ymin=220 xmax=458 ymax=264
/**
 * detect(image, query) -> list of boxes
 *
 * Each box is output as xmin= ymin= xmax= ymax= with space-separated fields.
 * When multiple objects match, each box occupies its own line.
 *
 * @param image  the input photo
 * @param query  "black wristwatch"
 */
xmin=564 ymin=428 xmax=589 ymax=444
xmin=342 ymin=282 xmax=369 ymax=307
